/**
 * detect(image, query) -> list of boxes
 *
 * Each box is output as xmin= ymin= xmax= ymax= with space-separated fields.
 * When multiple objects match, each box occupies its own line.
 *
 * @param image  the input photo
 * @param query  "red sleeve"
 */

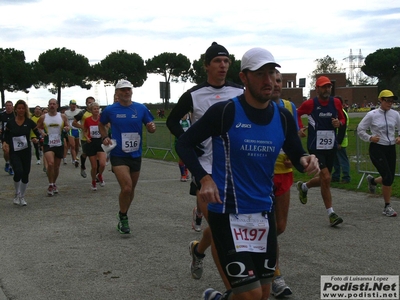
xmin=83 ymin=117 xmax=90 ymax=129
xmin=296 ymin=99 xmax=314 ymax=128
xmin=334 ymin=98 xmax=345 ymax=125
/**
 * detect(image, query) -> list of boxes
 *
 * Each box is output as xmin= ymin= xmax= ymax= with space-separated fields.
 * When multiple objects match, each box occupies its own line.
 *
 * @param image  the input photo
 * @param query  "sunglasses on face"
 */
xmin=382 ymin=98 xmax=394 ymax=103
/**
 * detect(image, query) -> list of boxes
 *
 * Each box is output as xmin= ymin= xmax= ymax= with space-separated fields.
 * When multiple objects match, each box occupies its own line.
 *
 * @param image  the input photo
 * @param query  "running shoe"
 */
xmin=63 ymin=158 xmax=67 ymax=165
xmin=117 ymin=214 xmax=130 ymax=234
xmin=189 ymin=241 xmax=204 ymax=279
xmin=8 ymin=167 xmax=14 ymax=175
xmin=47 ymin=185 xmax=54 ymax=196
xmin=53 ymin=185 xmax=59 ymax=194
xmin=329 ymin=212 xmax=343 ymax=227
xmin=271 ymin=275 xmax=293 ymax=297
xmin=20 ymin=198 xmax=27 ymax=206
xmin=13 ymin=194 xmax=20 ymax=205
xmin=180 ymin=175 xmax=187 ymax=182
xmin=192 ymin=207 xmax=203 ymax=232
xmin=296 ymin=181 xmax=308 ymax=204
xmin=382 ymin=205 xmax=397 ymax=217
xmin=202 ymin=288 xmax=222 ymax=300
xmin=4 ymin=163 xmax=9 ymax=173
xmin=74 ymin=160 xmax=79 ymax=168
xmin=36 ymin=160 xmax=41 ymax=165
xmin=97 ymin=174 xmax=105 ymax=187
xmin=366 ymin=175 xmax=376 ymax=194
xmin=91 ymin=183 xmax=97 ymax=191
xmin=80 ymin=168 xmax=87 ymax=178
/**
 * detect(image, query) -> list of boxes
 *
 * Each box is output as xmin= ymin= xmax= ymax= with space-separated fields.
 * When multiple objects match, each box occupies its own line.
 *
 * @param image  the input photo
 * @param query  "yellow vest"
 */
xmin=274 ymin=100 xmax=293 ymax=174
xmin=340 ymin=109 xmax=349 ymax=147
xmin=30 ymin=115 xmax=41 ymax=138
xmin=80 ymin=111 xmax=92 ymax=141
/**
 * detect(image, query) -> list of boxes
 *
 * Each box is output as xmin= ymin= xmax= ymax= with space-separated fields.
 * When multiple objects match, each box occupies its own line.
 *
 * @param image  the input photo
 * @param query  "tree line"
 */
xmin=1 ymin=47 xmax=399 ymax=108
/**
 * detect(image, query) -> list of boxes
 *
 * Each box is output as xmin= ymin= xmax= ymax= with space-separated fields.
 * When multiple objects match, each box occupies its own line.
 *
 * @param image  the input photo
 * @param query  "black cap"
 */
xmin=205 ymin=42 xmax=229 ymax=65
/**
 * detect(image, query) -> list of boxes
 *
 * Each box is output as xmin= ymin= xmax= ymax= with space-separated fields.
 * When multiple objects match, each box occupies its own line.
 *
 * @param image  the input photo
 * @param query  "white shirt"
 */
xmin=357 ymin=107 xmax=400 ymax=146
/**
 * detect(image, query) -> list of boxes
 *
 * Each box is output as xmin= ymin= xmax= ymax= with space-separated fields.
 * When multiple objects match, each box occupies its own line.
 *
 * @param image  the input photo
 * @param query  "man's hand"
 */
xmin=199 ymin=175 xmax=222 ymax=204
xmin=298 ymin=127 xmax=307 ymax=138
xmin=283 ymin=157 xmax=293 ymax=168
xmin=146 ymin=122 xmax=156 ymax=133
xmin=102 ymin=137 xmax=112 ymax=146
xmin=331 ymin=118 xmax=340 ymax=128
xmin=300 ymin=154 xmax=320 ymax=176
xmin=370 ymin=135 xmax=380 ymax=143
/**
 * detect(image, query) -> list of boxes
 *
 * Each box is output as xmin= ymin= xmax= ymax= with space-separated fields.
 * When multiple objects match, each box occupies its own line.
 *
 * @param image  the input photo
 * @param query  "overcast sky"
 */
xmin=1 ymin=0 xmax=399 ymax=108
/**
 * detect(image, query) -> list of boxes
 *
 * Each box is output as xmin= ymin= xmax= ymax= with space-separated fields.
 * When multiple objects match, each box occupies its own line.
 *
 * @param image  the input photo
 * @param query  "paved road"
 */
xmin=0 ymin=154 xmax=399 ymax=300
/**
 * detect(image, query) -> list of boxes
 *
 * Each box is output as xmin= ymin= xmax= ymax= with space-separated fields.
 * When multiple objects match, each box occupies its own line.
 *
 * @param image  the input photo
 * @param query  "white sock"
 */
xmin=302 ymin=183 xmax=308 ymax=191
xmin=14 ymin=180 xmax=21 ymax=196
xmin=327 ymin=207 xmax=334 ymax=215
xmin=19 ymin=182 xmax=28 ymax=198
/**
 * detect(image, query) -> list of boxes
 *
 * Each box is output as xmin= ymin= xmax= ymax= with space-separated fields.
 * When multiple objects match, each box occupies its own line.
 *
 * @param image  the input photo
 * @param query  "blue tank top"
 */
xmin=307 ymin=97 xmax=338 ymax=151
xmin=209 ymin=98 xmax=285 ymax=214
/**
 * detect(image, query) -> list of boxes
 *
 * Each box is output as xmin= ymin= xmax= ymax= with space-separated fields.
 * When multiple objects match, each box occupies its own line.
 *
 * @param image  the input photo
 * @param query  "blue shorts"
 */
xmin=68 ymin=129 xmax=80 ymax=138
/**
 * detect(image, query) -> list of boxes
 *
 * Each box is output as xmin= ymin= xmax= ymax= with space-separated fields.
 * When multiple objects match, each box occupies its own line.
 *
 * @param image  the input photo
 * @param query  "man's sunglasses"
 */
xmin=382 ymin=98 xmax=394 ymax=103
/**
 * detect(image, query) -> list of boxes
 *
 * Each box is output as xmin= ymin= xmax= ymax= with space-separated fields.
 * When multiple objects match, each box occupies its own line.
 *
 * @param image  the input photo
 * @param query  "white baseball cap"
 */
xmin=115 ymin=79 xmax=133 ymax=89
xmin=241 ymin=47 xmax=281 ymax=71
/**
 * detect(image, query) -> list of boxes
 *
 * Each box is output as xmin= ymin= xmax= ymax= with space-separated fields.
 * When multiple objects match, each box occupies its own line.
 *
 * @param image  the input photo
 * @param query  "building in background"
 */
xmin=280 ymin=72 xmax=378 ymax=109
xmin=281 ymin=73 xmax=305 ymax=107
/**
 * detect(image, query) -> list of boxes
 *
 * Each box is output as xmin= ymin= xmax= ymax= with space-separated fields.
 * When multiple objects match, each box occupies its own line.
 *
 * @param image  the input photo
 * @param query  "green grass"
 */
xmin=143 ymin=111 xmax=400 ymax=198
xmin=142 ymin=109 xmax=178 ymax=162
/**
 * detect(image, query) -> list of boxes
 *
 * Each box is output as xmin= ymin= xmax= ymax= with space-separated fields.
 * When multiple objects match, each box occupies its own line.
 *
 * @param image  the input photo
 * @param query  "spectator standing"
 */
xmin=332 ymin=96 xmax=351 ymax=183
xmin=357 ymin=89 xmax=399 ymax=217
xmin=99 ymin=79 xmax=156 ymax=234
xmin=296 ymin=75 xmax=346 ymax=226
